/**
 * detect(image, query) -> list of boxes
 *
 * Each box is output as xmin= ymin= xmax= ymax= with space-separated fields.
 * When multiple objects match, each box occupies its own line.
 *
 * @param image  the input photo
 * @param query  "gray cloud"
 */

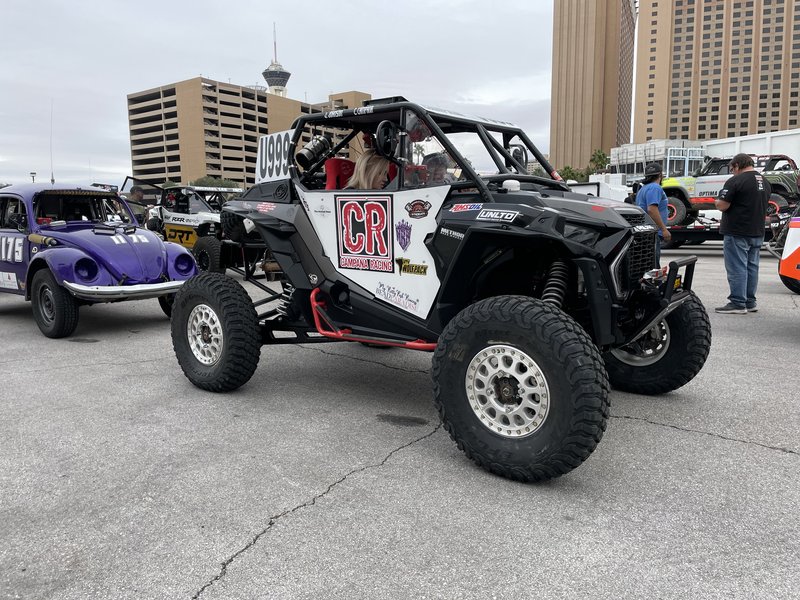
xmin=0 ymin=0 xmax=553 ymax=185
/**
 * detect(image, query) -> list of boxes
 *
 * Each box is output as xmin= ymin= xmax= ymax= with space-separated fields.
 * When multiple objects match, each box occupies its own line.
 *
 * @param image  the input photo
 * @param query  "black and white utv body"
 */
xmin=171 ymin=97 xmax=711 ymax=482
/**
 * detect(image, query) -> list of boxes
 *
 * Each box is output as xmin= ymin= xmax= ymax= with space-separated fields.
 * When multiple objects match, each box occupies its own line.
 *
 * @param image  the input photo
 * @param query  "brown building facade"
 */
xmin=634 ymin=0 xmax=800 ymax=143
xmin=550 ymin=0 xmax=636 ymax=170
xmin=127 ymin=78 xmax=370 ymax=187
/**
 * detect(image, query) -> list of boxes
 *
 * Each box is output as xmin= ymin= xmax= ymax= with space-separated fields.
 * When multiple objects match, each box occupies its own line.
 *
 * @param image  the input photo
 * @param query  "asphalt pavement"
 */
xmin=1 ymin=242 xmax=798 ymax=599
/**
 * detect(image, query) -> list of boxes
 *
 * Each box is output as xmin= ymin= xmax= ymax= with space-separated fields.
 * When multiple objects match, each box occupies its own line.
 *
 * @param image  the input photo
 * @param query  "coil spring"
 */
xmin=541 ymin=260 xmax=569 ymax=308
xmin=276 ymin=283 xmax=295 ymax=318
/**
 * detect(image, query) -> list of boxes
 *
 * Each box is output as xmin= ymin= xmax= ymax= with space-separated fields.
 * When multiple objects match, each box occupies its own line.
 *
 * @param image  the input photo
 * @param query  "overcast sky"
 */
xmin=0 ymin=0 xmax=554 ymax=186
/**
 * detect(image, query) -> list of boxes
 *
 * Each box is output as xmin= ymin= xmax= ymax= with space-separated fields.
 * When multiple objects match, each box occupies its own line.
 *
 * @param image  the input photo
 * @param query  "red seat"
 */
xmin=388 ymin=163 xmax=427 ymax=185
xmin=325 ymin=158 xmax=355 ymax=189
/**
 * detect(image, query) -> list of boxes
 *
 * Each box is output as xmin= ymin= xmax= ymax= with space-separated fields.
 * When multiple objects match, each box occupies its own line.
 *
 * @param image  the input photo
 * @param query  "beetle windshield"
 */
xmin=33 ymin=192 xmax=136 ymax=226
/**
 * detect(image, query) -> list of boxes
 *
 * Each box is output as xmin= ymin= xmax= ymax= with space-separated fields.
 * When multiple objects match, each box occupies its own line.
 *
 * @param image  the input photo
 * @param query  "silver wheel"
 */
xmin=610 ymin=320 xmax=671 ymax=366
xmin=465 ymin=345 xmax=550 ymax=438
xmin=187 ymin=303 xmax=224 ymax=365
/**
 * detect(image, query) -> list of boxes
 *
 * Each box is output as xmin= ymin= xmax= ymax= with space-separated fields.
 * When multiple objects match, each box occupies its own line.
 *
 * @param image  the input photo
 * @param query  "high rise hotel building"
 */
xmin=634 ymin=0 xmax=800 ymax=142
xmin=550 ymin=0 xmax=636 ymax=169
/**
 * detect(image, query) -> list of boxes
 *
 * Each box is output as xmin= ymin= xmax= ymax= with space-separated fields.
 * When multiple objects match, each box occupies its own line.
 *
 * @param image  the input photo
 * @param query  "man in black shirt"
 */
xmin=714 ymin=153 xmax=770 ymax=314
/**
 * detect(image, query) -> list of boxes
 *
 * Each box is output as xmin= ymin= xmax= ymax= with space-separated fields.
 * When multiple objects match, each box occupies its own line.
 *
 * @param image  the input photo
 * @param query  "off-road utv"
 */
xmin=131 ymin=180 xmax=258 ymax=272
xmin=170 ymin=98 xmax=712 ymax=482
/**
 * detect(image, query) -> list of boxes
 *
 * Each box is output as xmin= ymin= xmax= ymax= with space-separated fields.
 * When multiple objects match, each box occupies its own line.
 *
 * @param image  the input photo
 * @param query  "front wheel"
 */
xmin=666 ymin=195 xmax=688 ymax=226
xmin=31 ymin=269 xmax=80 ymax=338
xmin=171 ymin=273 xmax=261 ymax=392
xmin=192 ymin=236 xmax=225 ymax=273
xmin=604 ymin=291 xmax=711 ymax=395
xmin=432 ymin=296 xmax=610 ymax=482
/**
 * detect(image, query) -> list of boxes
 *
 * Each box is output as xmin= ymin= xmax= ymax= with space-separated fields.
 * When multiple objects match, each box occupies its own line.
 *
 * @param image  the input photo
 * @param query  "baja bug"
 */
xmin=0 ymin=184 xmax=197 ymax=338
xmin=170 ymin=98 xmax=712 ymax=482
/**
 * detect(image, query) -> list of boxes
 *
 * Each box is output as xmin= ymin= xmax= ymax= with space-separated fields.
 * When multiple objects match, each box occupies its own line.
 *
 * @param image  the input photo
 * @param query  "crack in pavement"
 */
xmin=297 ymin=344 xmax=430 ymax=374
xmin=612 ymin=414 xmax=799 ymax=455
xmin=191 ymin=423 xmax=443 ymax=599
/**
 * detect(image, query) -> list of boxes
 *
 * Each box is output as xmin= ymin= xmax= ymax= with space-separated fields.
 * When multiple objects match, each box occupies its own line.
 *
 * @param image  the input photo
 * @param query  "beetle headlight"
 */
xmin=174 ymin=253 xmax=195 ymax=275
xmin=74 ymin=257 xmax=99 ymax=282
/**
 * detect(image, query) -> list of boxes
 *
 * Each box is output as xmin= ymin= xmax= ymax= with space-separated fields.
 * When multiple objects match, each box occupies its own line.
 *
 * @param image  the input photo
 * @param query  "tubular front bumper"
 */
xmin=625 ymin=256 xmax=697 ymax=343
xmin=62 ymin=279 xmax=186 ymax=301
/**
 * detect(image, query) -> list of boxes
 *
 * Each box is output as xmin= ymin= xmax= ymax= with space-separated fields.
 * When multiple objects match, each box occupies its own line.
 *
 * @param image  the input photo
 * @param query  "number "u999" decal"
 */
xmin=256 ymin=130 xmax=294 ymax=183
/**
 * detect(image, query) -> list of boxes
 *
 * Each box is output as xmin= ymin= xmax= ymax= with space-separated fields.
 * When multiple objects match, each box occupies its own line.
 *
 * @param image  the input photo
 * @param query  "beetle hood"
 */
xmin=40 ymin=224 xmax=169 ymax=283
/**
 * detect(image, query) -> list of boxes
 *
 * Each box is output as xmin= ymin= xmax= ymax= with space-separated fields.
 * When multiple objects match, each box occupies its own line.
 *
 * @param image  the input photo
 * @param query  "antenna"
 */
xmin=50 ymin=99 xmax=55 ymax=184
xmin=273 ymin=22 xmax=278 ymax=62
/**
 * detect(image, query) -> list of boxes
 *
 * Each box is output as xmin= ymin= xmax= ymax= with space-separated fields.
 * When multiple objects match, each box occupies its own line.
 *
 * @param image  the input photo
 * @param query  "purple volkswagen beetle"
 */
xmin=0 ymin=183 xmax=197 ymax=338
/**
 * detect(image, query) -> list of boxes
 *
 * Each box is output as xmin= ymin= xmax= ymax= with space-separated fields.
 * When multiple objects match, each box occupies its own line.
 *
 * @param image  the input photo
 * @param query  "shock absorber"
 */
xmin=276 ymin=283 xmax=295 ymax=318
xmin=541 ymin=260 xmax=569 ymax=308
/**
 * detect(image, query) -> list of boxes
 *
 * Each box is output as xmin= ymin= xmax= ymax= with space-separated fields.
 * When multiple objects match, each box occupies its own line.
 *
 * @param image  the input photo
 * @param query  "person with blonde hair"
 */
xmin=345 ymin=150 xmax=391 ymax=190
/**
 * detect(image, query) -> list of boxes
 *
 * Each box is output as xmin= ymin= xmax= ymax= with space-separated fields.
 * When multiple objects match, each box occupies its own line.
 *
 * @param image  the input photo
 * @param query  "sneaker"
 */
xmin=715 ymin=303 xmax=747 ymax=314
xmin=746 ymin=305 xmax=758 ymax=313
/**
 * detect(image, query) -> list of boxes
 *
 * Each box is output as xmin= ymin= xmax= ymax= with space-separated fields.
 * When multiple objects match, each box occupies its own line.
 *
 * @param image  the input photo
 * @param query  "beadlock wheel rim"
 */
xmin=187 ymin=303 xmax=223 ymax=366
xmin=465 ymin=344 xmax=550 ymax=438
xmin=610 ymin=320 xmax=671 ymax=366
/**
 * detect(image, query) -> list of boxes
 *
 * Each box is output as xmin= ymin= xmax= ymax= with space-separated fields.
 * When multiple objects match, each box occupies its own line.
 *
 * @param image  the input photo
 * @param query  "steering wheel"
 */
xmin=374 ymin=120 xmax=398 ymax=158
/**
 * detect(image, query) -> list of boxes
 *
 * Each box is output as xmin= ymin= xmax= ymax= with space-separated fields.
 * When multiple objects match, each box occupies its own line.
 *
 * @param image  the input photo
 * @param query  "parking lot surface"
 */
xmin=1 ymin=243 xmax=798 ymax=599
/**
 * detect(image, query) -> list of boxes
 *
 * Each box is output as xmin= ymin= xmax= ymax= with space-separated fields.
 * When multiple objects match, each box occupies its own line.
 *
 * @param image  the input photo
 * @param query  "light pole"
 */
xmin=30 ymin=172 xmax=36 ymax=182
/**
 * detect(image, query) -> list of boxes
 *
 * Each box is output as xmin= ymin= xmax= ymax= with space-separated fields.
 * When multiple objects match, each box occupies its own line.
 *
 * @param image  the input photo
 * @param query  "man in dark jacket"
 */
xmin=714 ymin=153 xmax=770 ymax=314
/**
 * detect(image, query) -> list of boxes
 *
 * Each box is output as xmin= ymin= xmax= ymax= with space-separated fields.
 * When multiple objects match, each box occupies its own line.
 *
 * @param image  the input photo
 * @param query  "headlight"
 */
xmin=74 ymin=257 xmax=99 ymax=282
xmin=174 ymin=253 xmax=195 ymax=275
xmin=563 ymin=223 xmax=600 ymax=246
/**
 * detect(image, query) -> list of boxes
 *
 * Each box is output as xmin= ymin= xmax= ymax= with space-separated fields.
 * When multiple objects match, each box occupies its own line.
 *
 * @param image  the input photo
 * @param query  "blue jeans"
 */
xmin=723 ymin=235 xmax=764 ymax=308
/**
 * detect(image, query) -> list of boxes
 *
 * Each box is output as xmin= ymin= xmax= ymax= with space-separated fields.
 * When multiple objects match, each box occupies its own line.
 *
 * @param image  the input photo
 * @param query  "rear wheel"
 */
xmin=604 ymin=291 xmax=711 ymax=395
xmin=171 ymin=273 xmax=261 ymax=392
xmin=768 ymin=193 xmax=788 ymax=216
xmin=432 ymin=296 xmax=609 ymax=482
xmin=192 ymin=236 xmax=225 ymax=273
xmin=31 ymin=270 xmax=79 ymax=338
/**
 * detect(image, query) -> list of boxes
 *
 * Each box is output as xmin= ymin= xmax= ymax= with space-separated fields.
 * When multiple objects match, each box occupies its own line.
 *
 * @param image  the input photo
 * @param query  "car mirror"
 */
xmin=692 ymin=169 xmax=701 ymax=177
xmin=7 ymin=213 xmax=27 ymax=231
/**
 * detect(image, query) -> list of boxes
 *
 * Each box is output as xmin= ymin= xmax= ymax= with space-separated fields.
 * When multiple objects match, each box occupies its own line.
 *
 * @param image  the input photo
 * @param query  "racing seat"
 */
xmin=387 ymin=163 xmax=428 ymax=187
xmin=324 ymin=158 xmax=355 ymax=189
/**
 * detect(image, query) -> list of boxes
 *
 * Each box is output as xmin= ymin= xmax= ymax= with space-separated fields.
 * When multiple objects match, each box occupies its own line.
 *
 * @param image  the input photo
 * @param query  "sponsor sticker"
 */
xmin=395 ymin=257 xmax=428 ymax=276
xmin=450 ymin=203 xmax=483 ymax=212
xmin=396 ymin=219 xmax=412 ymax=251
xmin=257 ymin=202 xmax=277 ymax=213
xmin=476 ymin=209 xmax=519 ymax=222
xmin=376 ymin=282 xmax=419 ymax=312
xmin=440 ymin=227 xmax=464 ymax=241
xmin=0 ymin=272 xmax=19 ymax=289
xmin=404 ymin=199 xmax=432 ymax=219
xmin=336 ymin=195 xmax=393 ymax=272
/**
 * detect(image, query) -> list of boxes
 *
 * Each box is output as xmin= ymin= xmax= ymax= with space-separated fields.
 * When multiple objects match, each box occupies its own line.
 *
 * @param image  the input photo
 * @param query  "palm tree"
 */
xmin=413 ymin=143 xmax=426 ymax=165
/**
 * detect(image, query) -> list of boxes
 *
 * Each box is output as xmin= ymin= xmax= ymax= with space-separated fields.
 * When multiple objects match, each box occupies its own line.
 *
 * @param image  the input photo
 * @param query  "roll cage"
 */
xmin=288 ymin=99 xmax=569 ymax=203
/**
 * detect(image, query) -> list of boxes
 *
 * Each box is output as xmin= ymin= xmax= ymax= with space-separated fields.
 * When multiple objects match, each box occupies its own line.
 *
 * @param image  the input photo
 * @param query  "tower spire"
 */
xmin=262 ymin=23 xmax=291 ymax=97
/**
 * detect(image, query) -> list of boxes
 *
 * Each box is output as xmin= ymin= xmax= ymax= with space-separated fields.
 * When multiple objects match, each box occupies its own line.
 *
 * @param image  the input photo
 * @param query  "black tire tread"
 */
xmin=604 ymin=291 xmax=711 ymax=395
xmin=171 ymin=273 xmax=261 ymax=392
xmin=431 ymin=295 xmax=610 ymax=483
xmin=31 ymin=270 xmax=79 ymax=338
xmin=192 ymin=236 xmax=225 ymax=273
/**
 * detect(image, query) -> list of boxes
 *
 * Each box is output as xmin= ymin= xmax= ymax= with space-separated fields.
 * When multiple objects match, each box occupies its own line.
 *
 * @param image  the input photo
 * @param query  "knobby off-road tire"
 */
xmin=145 ymin=217 xmax=163 ymax=233
xmin=31 ymin=269 xmax=79 ymax=338
xmin=158 ymin=294 xmax=175 ymax=317
xmin=604 ymin=291 xmax=711 ymax=395
xmin=192 ymin=236 xmax=225 ymax=273
xmin=431 ymin=296 xmax=610 ymax=482
xmin=220 ymin=210 xmax=261 ymax=243
xmin=666 ymin=195 xmax=688 ymax=227
xmin=171 ymin=273 xmax=261 ymax=392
